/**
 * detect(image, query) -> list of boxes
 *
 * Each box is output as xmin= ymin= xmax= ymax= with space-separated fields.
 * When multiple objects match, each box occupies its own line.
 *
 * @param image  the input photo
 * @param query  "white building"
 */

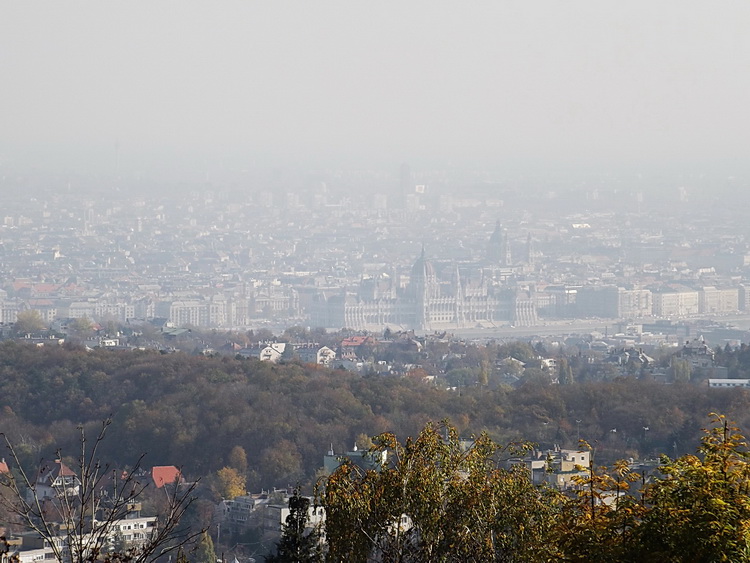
xmin=708 ymin=379 xmax=750 ymax=388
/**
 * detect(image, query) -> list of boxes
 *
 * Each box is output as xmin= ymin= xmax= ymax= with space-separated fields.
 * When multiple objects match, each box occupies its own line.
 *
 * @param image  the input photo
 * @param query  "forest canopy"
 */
xmin=1 ymin=341 xmax=750 ymax=490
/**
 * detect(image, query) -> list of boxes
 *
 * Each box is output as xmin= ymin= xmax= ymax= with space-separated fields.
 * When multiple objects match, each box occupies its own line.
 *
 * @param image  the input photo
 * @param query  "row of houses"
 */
xmin=234 ymin=336 xmax=378 ymax=366
xmin=0 ymin=460 xmax=185 ymax=563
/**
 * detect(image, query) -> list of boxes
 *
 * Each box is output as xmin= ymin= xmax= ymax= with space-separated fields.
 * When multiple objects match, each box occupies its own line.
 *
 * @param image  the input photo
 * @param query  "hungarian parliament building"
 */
xmin=310 ymin=223 xmax=538 ymax=331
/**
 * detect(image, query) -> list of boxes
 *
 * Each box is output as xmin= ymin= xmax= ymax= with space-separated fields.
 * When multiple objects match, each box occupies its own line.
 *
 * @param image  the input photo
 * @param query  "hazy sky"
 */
xmin=2 ymin=2 xmax=749 ymax=175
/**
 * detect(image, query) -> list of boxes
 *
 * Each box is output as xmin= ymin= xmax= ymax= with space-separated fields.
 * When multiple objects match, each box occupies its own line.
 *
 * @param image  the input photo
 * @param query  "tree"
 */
xmin=354 ymin=433 xmax=374 ymax=452
xmin=265 ymin=489 xmax=323 ymax=563
xmin=556 ymin=444 xmax=643 ymax=561
xmin=69 ymin=316 xmax=95 ymax=338
xmin=259 ymin=441 xmax=303 ymax=487
xmin=555 ymin=413 xmax=750 ymax=562
xmin=558 ymin=357 xmax=574 ymax=385
xmin=668 ymin=357 xmax=692 ymax=383
xmin=227 ymin=445 xmax=248 ymax=475
xmin=323 ymin=421 xmax=563 ymax=562
xmin=192 ymin=531 xmax=216 ymax=563
xmin=13 ymin=310 xmax=46 ymax=335
xmin=630 ymin=413 xmax=750 ymax=562
xmin=212 ymin=467 xmax=246 ymax=500
xmin=0 ymin=418 xmax=202 ymax=563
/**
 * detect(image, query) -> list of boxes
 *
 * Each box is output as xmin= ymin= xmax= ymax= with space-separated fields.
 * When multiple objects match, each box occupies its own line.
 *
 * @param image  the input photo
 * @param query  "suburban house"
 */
xmin=507 ymin=447 xmax=590 ymax=491
xmin=677 ymin=336 xmax=715 ymax=368
xmin=239 ymin=342 xmax=287 ymax=362
xmin=297 ymin=344 xmax=336 ymax=366
xmin=337 ymin=336 xmax=375 ymax=360
xmin=33 ymin=459 xmax=80 ymax=500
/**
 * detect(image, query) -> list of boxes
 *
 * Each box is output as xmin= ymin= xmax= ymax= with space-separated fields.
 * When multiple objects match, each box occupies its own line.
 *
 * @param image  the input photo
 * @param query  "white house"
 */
xmin=297 ymin=345 xmax=336 ymax=366
xmin=239 ymin=343 xmax=287 ymax=363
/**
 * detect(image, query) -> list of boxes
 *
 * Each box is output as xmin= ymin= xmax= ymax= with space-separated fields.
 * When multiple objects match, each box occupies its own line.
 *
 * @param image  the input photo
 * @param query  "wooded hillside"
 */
xmin=2 ymin=341 xmax=750 ymax=489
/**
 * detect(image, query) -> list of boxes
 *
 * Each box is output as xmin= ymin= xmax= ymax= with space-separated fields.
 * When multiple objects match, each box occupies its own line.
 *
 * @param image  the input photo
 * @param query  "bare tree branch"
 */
xmin=0 ymin=419 xmax=203 ymax=563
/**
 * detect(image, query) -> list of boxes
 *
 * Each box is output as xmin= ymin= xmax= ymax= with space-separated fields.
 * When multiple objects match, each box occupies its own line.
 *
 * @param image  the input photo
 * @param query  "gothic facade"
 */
xmin=310 ymin=246 xmax=537 ymax=332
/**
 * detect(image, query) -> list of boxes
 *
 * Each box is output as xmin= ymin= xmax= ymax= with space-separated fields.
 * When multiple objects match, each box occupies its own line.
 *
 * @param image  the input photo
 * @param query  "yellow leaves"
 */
xmin=323 ymin=419 xmax=565 ymax=561
xmin=578 ymin=439 xmax=593 ymax=451
xmin=326 ymin=414 xmax=750 ymax=562
xmin=212 ymin=466 xmax=246 ymax=500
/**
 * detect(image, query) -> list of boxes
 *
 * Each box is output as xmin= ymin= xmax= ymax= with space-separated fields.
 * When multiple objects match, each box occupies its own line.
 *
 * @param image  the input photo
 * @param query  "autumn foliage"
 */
xmin=322 ymin=415 xmax=750 ymax=562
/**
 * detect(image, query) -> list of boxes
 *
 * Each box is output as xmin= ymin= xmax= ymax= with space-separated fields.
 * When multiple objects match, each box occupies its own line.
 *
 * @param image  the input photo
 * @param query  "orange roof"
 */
xmin=35 ymin=459 xmax=76 ymax=485
xmin=0 ymin=459 xmax=9 ymax=474
xmin=151 ymin=466 xmax=182 ymax=488
xmin=31 ymin=284 xmax=60 ymax=294
xmin=57 ymin=461 xmax=76 ymax=476
xmin=340 ymin=336 xmax=372 ymax=347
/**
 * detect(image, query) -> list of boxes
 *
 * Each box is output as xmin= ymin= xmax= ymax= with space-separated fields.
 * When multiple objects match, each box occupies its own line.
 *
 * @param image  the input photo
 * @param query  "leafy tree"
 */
xmin=558 ymin=357 xmax=574 ymax=385
xmin=227 ymin=445 xmax=248 ymax=475
xmin=13 ymin=310 xmax=46 ymax=334
xmin=69 ymin=316 xmax=95 ymax=337
xmin=669 ymin=358 xmax=692 ymax=383
xmin=557 ymin=445 xmax=643 ymax=561
xmin=323 ymin=421 xmax=563 ymax=562
xmin=445 ymin=367 xmax=477 ymax=387
xmin=212 ymin=466 xmax=246 ymax=500
xmin=523 ymin=367 xmax=552 ymax=385
xmin=630 ymin=413 xmax=750 ymax=562
xmin=265 ymin=489 xmax=323 ymax=563
xmin=192 ymin=531 xmax=216 ymax=563
xmin=478 ymin=359 xmax=491 ymax=387
xmin=496 ymin=341 xmax=537 ymax=364
xmin=354 ymin=433 xmax=374 ymax=452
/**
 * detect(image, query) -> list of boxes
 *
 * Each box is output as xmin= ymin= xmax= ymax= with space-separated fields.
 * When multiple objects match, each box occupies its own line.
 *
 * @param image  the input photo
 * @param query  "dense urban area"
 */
xmin=3 ymin=169 xmax=750 ymax=335
xmin=3 ymin=169 xmax=750 ymax=561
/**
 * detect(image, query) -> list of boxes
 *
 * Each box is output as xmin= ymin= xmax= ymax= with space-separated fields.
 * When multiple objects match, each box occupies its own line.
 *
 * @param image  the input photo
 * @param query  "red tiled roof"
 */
xmin=31 ymin=284 xmax=60 ymax=294
xmin=340 ymin=336 xmax=371 ymax=347
xmin=35 ymin=459 xmax=77 ymax=484
xmin=0 ymin=459 xmax=9 ymax=474
xmin=151 ymin=466 xmax=182 ymax=488
xmin=57 ymin=461 xmax=76 ymax=476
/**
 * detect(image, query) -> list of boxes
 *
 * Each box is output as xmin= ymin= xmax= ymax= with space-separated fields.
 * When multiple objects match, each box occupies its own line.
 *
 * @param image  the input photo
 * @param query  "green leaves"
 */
xmin=324 ymin=415 xmax=750 ymax=562
xmin=323 ymin=421 xmax=564 ymax=562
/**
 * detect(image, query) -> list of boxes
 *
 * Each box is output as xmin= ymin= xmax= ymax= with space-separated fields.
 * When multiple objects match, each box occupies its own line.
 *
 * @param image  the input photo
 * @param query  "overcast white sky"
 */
xmin=2 ymin=2 xmax=749 ymax=176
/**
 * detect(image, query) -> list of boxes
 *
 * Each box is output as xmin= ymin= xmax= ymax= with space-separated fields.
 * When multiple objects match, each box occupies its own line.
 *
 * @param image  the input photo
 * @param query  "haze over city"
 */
xmin=2 ymin=1 xmax=750 ymax=179
xmin=6 ymin=5 xmax=750 ymax=562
